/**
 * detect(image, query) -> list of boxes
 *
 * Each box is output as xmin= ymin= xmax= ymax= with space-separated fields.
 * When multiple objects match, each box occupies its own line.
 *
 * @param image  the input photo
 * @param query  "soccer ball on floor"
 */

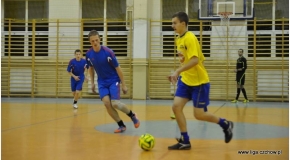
xmin=138 ymin=133 xmax=155 ymax=151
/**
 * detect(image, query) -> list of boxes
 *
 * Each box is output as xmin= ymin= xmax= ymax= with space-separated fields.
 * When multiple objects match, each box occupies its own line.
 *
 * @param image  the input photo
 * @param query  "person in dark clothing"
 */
xmin=231 ymin=49 xmax=249 ymax=103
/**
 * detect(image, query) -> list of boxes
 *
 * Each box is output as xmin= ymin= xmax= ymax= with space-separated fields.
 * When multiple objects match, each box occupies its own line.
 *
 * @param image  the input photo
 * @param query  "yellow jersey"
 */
xmin=175 ymin=31 xmax=210 ymax=86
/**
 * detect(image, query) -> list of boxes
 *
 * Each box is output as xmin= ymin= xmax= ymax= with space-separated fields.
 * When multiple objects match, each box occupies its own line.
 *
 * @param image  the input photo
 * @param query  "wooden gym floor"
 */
xmin=1 ymin=98 xmax=289 ymax=160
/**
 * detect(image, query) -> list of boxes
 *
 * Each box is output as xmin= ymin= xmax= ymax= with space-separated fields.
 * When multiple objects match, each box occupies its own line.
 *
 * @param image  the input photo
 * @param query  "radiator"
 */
xmin=10 ymin=68 xmax=34 ymax=93
xmin=257 ymin=71 xmax=289 ymax=96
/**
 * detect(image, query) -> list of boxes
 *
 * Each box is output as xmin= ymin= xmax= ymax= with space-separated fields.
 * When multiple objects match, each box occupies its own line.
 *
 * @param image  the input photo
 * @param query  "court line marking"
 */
xmin=2 ymin=98 xmax=288 ymax=108
xmin=213 ymin=102 xmax=226 ymax=114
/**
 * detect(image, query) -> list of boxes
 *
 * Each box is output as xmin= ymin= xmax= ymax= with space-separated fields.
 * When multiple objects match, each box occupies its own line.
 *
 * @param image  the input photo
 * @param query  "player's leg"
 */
xmin=169 ymin=76 xmax=202 ymax=119
xmin=240 ymin=74 xmax=249 ymax=103
xmin=232 ymin=83 xmax=241 ymax=102
xmin=168 ymin=97 xmax=191 ymax=150
xmin=232 ymin=74 xmax=241 ymax=103
xmin=172 ymin=106 xmax=209 ymax=117
xmin=171 ymin=104 xmax=207 ymax=116
xmin=74 ymin=89 xmax=81 ymax=102
xmin=99 ymin=84 xmax=125 ymax=133
xmin=73 ymin=90 xmax=80 ymax=109
xmin=109 ymin=82 xmax=140 ymax=128
xmin=170 ymin=112 xmax=176 ymax=119
xmin=168 ymin=78 xmax=191 ymax=150
xmin=71 ymin=79 xmax=77 ymax=108
xmin=193 ymin=83 xmax=233 ymax=143
xmin=170 ymin=76 xmax=182 ymax=119
xmin=73 ymin=79 xmax=84 ymax=109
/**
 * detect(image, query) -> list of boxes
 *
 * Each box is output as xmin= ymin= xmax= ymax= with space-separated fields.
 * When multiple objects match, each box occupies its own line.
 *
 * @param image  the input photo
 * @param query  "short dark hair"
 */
xmin=75 ymin=49 xmax=81 ymax=54
xmin=172 ymin=12 xmax=189 ymax=26
xmin=88 ymin=30 xmax=100 ymax=40
xmin=239 ymin=49 xmax=244 ymax=53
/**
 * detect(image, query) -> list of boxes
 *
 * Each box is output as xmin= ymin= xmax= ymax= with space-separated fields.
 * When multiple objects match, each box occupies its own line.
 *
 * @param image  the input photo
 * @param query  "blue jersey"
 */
xmin=86 ymin=46 xmax=120 ymax=85
xmin=67 ymin=58 xmax=88 ymax=78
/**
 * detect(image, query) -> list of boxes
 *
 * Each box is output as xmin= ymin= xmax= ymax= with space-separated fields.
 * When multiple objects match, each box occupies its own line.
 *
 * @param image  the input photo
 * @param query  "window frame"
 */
xmin=2 ymin=0 xmax=49 ymax=57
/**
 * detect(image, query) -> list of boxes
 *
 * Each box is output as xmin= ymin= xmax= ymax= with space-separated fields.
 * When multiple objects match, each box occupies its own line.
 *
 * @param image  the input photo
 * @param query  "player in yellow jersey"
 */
xmin=167 ymin=12 xmax=234 ymax=150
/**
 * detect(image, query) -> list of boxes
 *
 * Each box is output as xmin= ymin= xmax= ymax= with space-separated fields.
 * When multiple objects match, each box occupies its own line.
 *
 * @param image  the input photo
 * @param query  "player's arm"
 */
xmin=113 ymin=57 xmax=128 ymax=94
xmin=84 ymin=64 xmax=89 ymax=82
xmin=86 ymin=54 xmax=97 ymax=92
xmin=84 ymin=68 xmax=88 ymax=77
xmin=115 ymin=66 xmax=126 ymax=87
xmin=242 ymin=58 xmax=247 ymax=71
xmin=86 ymin=55 xmax=94 ymax=84
xmin=176 ymin=57 xmax=198 ymax=74
xmin=88 ymin=66 xmax=97 ymax=93
xmin=88 ymin=66 xmax=95 ymax=84
xmin=68 ymin=70 xmax=76 ymax=77
xmin=108 ymin=50 xmax=124 ymax=85
xmin=68 ymin=70 xmax=80 ymax=81
xmin=67 ymin=60 xmax=72 ymax=76
xmin=67 ymin=60 xmax=77 ymax=79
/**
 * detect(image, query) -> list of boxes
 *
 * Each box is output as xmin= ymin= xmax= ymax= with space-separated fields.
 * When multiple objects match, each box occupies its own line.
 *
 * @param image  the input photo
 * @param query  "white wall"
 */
xmin=211 ymin=21 xmax=248 ymax=60
xmin=257 ymin=71 xmax=289 ymax=96
xmin=150 ymin=0 xmax=163 ymax=58
xmin=49 ymin=0 xmax=80 ymax=19
xmin=132 ymin=0 xmax=149 ymax=59
xmin=48 ymin=0 xmax=81 ymax=58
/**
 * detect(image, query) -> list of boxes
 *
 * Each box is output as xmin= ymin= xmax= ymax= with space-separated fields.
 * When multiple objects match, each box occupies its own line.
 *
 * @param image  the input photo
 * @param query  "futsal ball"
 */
xmin=138 ymin=133 xmax=155 ymax=151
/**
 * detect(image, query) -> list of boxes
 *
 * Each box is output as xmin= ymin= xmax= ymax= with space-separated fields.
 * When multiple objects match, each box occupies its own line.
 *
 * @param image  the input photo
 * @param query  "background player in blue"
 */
xmin=86 ymin=30 xmax=140 ymax=133
xmin=67 ymin=49 xmax=88 ymax=109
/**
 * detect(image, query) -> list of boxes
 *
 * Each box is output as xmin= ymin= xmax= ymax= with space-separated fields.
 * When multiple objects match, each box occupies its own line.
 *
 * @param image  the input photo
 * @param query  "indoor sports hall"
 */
xmin=1 ymin=0 xmax=289 ymax=160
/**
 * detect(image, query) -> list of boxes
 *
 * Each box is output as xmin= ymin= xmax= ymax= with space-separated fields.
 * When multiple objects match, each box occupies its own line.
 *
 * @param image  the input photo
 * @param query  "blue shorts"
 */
xmin=175 ymin=77 xmax=210 ymax=108
xmin=71 ymin=76 xmax=85 ymax=92
xmin=98 ymin=81 xmax=120 ymax=100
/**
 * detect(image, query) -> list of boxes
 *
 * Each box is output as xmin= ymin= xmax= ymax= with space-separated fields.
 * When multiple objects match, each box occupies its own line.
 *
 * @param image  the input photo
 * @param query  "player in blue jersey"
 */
xmin=86 ymin=30 xmax=140 ymax=133
xmin=67 ymin=49 xmax=88 ymax=109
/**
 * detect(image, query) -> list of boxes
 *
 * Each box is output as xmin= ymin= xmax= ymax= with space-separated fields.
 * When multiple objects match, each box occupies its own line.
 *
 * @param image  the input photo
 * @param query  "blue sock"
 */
xmin=204 ymin=106 xmax=208 ymax=112
xmin=218 ymin=118 xmax=229 ymax=129
xmin=181 ymin=132 xmax=190 ymax=144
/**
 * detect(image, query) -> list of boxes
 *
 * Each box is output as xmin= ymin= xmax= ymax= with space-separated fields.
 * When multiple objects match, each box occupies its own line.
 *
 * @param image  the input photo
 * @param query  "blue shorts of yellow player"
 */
xmin=71 ymin=76 xmax=85 ymax=92
xmin=175 ymin=77 xmax=210 ymax=110
xmin=98 ymin=81 xmax=121 ymax=100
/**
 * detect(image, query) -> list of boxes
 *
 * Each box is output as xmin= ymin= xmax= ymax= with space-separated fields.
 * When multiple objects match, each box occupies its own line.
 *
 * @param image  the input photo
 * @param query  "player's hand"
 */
xmin=170 ymin=71 xmax=179 ymax=84
xmin=167 ymin=75 xmax=172 ymax=83
xmin=74 ymin=76 xmax=80 ymax=81
xmin=122 ymin=85 xmax=128 ymax=94
xmin=91 ymin=83 xmax=96 ymax=93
